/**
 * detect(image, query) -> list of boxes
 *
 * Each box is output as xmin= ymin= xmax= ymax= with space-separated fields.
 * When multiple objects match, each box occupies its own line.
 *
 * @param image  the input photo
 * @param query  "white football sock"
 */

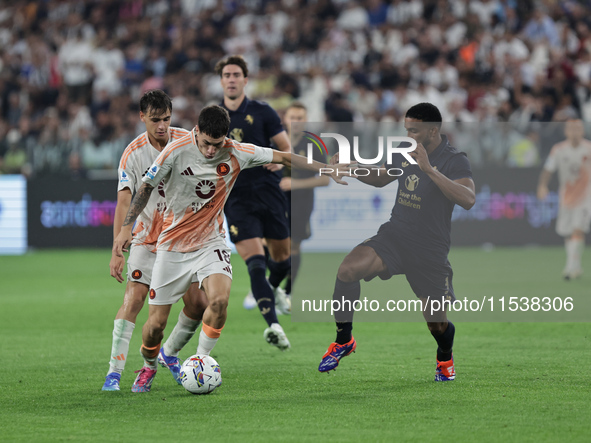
xmin=107 ymin=319 xmax=135 ymax=375
xmin=572 ymin=237 xmax=584 ymax=270
xmin=163 ymin=310 xmax=201 ymax=357
xmin=141 ymin=344 xmax=160 ymax=370
xmin=196 ymin=329 xmax=219 ymax=356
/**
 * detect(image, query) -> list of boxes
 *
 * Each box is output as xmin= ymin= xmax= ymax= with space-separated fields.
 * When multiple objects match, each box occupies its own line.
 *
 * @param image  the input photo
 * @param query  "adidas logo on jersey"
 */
xmin=181 ymin=167 xmax=195 ymax=176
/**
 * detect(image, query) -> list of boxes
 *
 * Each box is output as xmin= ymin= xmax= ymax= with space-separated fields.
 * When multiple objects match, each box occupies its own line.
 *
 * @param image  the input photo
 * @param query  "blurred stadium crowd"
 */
xmin=0 ymin=0 xmax=589 ymax=177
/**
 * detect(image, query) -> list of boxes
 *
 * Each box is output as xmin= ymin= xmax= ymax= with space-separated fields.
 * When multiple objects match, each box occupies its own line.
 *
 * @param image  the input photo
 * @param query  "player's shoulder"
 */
xmin=550 ymin=140 xmax=570 ymax=154
xmin=158 ymin=131 xmax=194 ymax=162
xmin=119 ymin=132 xmax=149 ymax=168
xmin=443 ymin=140 xmax=470 ymax=163
xmin=224 ymin=137 xmax=258 ymax=154
xmin=167 ymin=130 xmax=193 ymax=149
xmin=169 ymin=126 xmax=190 ymax=140
xmin=246 ymin=99 xmax=280 ymax=115
xmin=582 ymin=139 xmax=591 ymax=150
xmin=122 ymin=132 xmax=149 ymax=154
xmin=247 ymin=99 xmax=274 ymax=110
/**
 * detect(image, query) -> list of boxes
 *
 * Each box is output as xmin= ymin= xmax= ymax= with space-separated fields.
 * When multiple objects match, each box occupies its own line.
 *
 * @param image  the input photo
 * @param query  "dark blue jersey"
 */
xmin=220 ymin=97 xmax=284 ymax=191
xmin=384 ymin=134 xmax=472 ymax=262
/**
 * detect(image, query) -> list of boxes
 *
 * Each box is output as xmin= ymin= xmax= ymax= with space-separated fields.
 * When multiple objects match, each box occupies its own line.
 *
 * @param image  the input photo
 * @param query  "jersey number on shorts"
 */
xmin=214 ymin=249 xmax=231 ymax=264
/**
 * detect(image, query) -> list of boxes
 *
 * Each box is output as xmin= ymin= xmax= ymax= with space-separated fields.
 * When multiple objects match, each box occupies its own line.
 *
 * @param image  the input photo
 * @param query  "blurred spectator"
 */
xmin=1 ymin=0 xmax=591 ymax=175
xmin=0 ymin=128 xmax=30 ymax=176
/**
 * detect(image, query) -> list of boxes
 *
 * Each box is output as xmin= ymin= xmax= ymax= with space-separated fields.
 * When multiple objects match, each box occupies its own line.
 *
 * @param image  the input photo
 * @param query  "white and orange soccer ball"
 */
xmin=180 ymin=355 xmax=222 ymax=395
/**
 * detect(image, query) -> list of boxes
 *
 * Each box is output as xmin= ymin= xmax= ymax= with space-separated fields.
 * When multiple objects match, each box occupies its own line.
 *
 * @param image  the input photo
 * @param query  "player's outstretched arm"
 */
xmin=264 ymin=131 xmax=292 ymax=172
xmin=112 ymin=183 xmax=154 ymax=259
xmin=271 ymin=150 xmax=348 ymax=185
xmin=329 ymin=152 xmax=399 ymax=188
xmin=110 ymin=189 xmax=132 ymax=283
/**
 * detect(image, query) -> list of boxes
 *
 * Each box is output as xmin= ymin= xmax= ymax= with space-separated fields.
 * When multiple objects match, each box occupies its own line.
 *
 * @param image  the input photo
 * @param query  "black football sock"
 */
xmin=284 ymin=272 xmax=292 ymax=295
xmin=336 ymin=322 xmax=353 ymax=345
xmin=333 ymin=277 xmax=360 ymax=344
xmin=268 ymin=257 xmax=290 ymax=288
xmin=431 ymin=321 xmax=455 ymax=361
xmin=246 ymin=255 xmax=278 ymax=326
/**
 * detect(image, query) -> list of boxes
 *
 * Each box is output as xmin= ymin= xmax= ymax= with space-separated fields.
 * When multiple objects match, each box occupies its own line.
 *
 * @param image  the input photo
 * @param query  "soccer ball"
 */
xmin=180 ymin=355 xmax=222 ymax=395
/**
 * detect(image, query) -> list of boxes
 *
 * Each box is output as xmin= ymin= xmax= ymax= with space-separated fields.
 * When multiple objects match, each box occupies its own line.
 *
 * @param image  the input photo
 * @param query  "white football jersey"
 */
xmin=117 ymin=127 xmax=189 ymax=250
xmin=142 ymin=131 xmax=274 ymax=252
xmin=544 ymin=139 xmax=591 ymax=209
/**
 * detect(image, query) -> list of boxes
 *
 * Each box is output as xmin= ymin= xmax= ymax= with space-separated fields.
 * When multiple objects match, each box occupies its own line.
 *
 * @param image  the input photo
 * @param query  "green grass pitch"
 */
xmin=1 ymin=247 xmax=589 ymax=442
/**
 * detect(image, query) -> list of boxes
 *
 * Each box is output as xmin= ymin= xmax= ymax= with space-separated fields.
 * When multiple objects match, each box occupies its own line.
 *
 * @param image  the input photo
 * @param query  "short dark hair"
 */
xmin=215 ymin=55 xmax=249 ymax=77
xmin=139 ymin=89 xmax=172 ymax=116
xmin=198 ymin=105 xmax=231 ymax=138
xmin=405 ymin=102 xmax=442 ymax=129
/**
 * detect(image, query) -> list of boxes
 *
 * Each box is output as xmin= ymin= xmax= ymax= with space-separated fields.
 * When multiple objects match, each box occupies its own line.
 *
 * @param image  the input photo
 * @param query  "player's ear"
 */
xmin=139 ymin=112 xmax=145 ymax=123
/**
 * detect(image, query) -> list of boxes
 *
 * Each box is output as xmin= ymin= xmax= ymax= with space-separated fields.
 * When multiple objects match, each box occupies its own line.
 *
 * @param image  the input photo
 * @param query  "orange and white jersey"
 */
xmin=117 ymin=127 xmax=189 ymax=250
xmin=544 ymin=139 xmax=591 ymax=209
xmin=142 ymin=131 xmax=274 ymax=253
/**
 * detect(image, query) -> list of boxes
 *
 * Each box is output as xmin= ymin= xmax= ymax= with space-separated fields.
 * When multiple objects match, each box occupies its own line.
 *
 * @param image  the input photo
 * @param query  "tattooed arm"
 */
xmin=112 ymin=183 xmax=155 ymax=259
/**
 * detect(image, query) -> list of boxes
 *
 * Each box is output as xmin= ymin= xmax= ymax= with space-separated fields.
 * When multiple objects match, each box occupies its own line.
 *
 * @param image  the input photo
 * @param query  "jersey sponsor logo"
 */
xmin=230 ymin=225 xmax=239 ymax=237
xmin=157 ymin=202 xmax=167 ymax=213
xmin=245 ymin=115 xmax=254 ymax=125
xmin=131 ymin=269 xmax=142 ymax=280
xmin=120 ymin=171 xmax=130 ymax=183
xmin=157 ymin=181 xmax=166 ymax=197
xmin=217 ymin=163 xmax=230 ymax=176
xmin=149 ymin=289 xmax=156 ymax=299
xmin=181 ymin=167 xmax=195 ymax=176
xmin=195 ymin=180 xmax=215 ymax=199
xmin=405 ymin=174 xmax=420 ymax=191
xmin=146 ymin=165 xmax=158 ymax=180
xmin=230 ymin=128 xmax=243 ymax=142
xmin=222 ymin=265 xmax=232 ymax=274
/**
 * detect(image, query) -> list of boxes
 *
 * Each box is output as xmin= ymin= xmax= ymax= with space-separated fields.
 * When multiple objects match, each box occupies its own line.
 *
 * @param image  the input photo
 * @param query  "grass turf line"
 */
xmin=0 ymin=248 xmax=589 ymax=442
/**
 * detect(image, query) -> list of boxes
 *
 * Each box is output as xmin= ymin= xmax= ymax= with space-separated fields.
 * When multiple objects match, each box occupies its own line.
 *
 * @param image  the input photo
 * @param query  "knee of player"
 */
xmin=337 ymin=263 xmax=361 ymax=283
xmin=146 ymin=318 xmax=167 ymax=335
xmin=270 ymin=249 xmax=290 ymax=262
xmin=207 ymin=295 xmax=229 ymax=314
xmin=426 ymin=321 xmax=447 ymax=335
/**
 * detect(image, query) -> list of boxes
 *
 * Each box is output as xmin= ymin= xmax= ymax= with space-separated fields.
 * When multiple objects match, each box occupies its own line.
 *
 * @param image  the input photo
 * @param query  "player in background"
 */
xmin=318 ymin=103 xmax=475 ymax=382
xmin=216 ymin=55 xmax=293 ymax=350
xmin=112 ymin=105 xmax=344 ymax=392
xmin=279 ymin=102 xmax=329 ymax=296
xmin=103 ymin=89 xmax=208 ymax=391
xmin=537 ymin=119 xmax=591 ymax=279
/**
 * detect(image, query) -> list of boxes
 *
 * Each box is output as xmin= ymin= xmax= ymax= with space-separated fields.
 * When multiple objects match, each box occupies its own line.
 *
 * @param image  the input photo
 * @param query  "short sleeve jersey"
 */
xmin=386 ymin=135 xmax=472 ymax=261
xmin=142 ymin=131 xmax=274 ymax=253
xmin=543 ymin=139 xmax=591 ymax=209
xmin=117 ymin=127 xmax=189 ymax=251
xmin=220 ymin=97 xmax=284 ymax=191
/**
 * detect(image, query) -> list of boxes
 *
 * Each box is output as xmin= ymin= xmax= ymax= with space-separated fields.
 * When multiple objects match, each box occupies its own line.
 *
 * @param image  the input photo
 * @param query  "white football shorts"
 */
xmin=148 ymin=240 xmax=233 ymax=305
xmin=126 ymin=244 xmax=156 ymax=285
xmin=127 ymin=244 xmax=200 ymax=286
xmin=556 ymin=205 xmax=591 ymax=237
